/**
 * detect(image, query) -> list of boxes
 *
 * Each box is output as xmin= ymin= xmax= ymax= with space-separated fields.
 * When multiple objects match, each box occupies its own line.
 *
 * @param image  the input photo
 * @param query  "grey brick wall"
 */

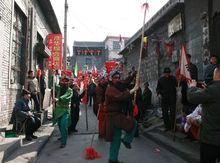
xmin=124 ymin=0 xmax=220 ymax=106
xmin=0 ymin=0 xmax=55 ymax=125
xmin=184 ymin=0 xmax=208 ymax=80
xmin=0 ymin=0 xmax=15 ymax=125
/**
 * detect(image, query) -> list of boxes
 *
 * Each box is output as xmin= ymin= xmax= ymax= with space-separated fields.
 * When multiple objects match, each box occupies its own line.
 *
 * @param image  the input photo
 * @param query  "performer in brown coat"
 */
xmin=104 ymin=70 xmax=139 ymax=163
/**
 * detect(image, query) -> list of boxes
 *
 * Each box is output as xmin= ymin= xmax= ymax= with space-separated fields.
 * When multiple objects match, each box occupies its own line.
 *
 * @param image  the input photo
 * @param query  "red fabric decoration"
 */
xmin=190 ymin=125 xmax=200 ymax=140
xmin=61 ymin=70 xmax=72 ymax=78
xmin=84 ymin=146 xmax=101 ymax=160
xmin=37 ymin=69 xmax=41 ymax=78
xmin=153 ymin=41 xmax=160 ymax=58
xmin=142 ymin=2 xmax=149 ymax=11
xmin=133 ymin=104 xmax=139 ymax=117
xmin=105 ymin=61 xmax=118 ymax=74
xmin=164 ymin=42 xmax=174 ymax=58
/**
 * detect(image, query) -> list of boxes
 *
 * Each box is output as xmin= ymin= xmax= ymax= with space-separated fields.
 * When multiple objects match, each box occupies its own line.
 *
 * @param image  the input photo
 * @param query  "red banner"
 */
xmin=61 ymin=70 xmax=72 ymax=79
xmin=105 ymin=61 xmax=118 ymax=74
xmin=47 ymin=34 xmax=63 ymax=70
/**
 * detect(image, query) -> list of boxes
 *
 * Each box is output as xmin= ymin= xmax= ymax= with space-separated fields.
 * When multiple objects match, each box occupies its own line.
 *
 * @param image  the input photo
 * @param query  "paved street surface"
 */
xmin=37 ymin=105 xmax=186 ymax=163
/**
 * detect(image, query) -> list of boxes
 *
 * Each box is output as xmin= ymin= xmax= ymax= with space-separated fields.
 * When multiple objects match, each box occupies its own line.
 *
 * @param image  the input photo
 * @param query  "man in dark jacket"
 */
xmin=39 ymin=70 xmax=46 ymax=108
xmin=181 ymin=54 xmax=198 ymax=115
xmin=13 ymin=89 xmax=41 ymax=141
xmin=204 ymin=55 xmax=220 ymax=85
xmin=156 ymin=67 xmax=177 ymax=131
xmin=187 ymin=66 xmax=220 ymax=163
xmin=142 ymin=82 xmax=152 ymax=119
xmin=87 ymin=80 xmax=96 ymax=106
xmin=69 ymin=82 xmax=85 ymax=133
xmin=104 ymin=70 xmax=139 ymax=163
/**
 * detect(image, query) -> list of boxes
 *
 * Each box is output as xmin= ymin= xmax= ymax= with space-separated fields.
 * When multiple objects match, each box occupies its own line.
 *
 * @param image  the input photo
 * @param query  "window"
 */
xmin=11 ymin=6 xmax=26 ymax=85
xmin=112 ymin=41 xmax=120 ymax=50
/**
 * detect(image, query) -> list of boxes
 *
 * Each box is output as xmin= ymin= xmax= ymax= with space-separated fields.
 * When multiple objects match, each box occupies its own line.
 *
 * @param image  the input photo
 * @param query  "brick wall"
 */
xmin=0 ymin=0 xmax=56 ymax=125
xmin=184 ymin=0 xmax=208 ymax=80
xmin=0 ymin=0 xmax=16 ymax=126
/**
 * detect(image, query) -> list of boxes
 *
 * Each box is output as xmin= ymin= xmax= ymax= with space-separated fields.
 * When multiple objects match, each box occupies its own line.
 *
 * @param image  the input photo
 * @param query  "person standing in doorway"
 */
xmin=142 ymin=82 xmax=152 ymax=120
xmin=27 ymin=70 xmax=41 ymax=113
xmin=39 ymin=70 xmax=46 ymax=109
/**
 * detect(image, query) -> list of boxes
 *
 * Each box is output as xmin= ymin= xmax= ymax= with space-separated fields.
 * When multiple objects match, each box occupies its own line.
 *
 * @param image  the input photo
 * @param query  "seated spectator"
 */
xmin=13 ymin=89 xmax=41 ymax=141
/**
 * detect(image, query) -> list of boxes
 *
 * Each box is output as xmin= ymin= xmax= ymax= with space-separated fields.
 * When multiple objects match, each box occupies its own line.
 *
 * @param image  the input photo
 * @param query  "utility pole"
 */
xmin=63 ymin=0 xmax=68 ymax=70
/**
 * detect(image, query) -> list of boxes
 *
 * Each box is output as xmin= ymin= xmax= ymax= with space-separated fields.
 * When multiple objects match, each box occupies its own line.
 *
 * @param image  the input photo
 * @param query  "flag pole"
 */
xmin=85 ymin=103 xmax=88 ymax=131
xmin=133 ymin=2 xmax=149 ymax=106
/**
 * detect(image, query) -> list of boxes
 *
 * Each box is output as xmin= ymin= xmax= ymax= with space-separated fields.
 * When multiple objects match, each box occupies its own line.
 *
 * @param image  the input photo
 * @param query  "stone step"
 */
xmin=143 ymin=131 xmax=200 ymax=163
xmin=0 ymin=137 xmax=21 ymax=163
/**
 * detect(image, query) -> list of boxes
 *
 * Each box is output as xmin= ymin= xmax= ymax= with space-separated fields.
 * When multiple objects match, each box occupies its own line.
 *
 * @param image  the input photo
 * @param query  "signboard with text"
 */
xmin=74 ymin=47 xmax=104 ymax=56
xmin=47 ymin=34 xmax=63 ymax=70
xmin=168 ymin=13 xmax=183 ymax=37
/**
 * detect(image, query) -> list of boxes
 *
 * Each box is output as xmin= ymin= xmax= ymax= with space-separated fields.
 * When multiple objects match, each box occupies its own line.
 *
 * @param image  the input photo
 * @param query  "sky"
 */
xmin=50 ymin=0 xmax=169 ymax=54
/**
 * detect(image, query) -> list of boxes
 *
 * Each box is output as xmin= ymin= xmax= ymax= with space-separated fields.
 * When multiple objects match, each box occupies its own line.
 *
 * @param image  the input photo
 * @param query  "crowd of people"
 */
xmin=10 ymin=54 xmax=220 ymax=163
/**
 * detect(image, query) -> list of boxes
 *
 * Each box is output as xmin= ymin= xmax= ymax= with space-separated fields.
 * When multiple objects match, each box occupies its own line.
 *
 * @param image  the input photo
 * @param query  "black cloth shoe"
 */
xmin=121 ymin=139 xmax=131 ymax=149
xmin=73 ymin=129 xmax=78 ymax=132
xmin=60 ymin=144 xmax=66 ymax=148
xmin=31 ymin=135 xmax=38 ymax=139
xmin=25 ymin=136 xmax=32 ymax=141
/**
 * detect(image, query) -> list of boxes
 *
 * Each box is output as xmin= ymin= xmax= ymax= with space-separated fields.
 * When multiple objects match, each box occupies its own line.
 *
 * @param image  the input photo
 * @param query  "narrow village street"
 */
xmin=36 ymin=105 xmax=186 ymax=163
xmin=1 ymin=0 xmax=220 ymax=162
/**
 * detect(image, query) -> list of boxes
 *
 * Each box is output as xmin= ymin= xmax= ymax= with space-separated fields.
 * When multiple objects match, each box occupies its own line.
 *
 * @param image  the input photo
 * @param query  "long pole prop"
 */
xmin=85 ymin=103 xmax=88 ymax=131
xmin=53 ymin=73 xmax=55 ymax=109
xmin=63 ymin=0 xmax=68 ymax=70
xmin=133 ymin=2 xmax=149 ymax=104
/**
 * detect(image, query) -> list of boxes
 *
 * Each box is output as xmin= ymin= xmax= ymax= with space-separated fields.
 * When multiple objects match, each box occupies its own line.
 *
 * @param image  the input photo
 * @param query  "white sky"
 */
xmin=50 ymin=0 xmax=169 ymax=53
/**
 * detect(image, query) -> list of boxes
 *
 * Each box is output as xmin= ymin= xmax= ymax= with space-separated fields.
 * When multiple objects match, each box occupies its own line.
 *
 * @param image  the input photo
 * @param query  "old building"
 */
xmin=120 ymin=0 xmax=184 ymax=104
xmin=120 ymin=0 xmax=220 ymax=105
xmin=72 ymin=41 xmax=107 ymax=71
xmin=104 ymin=36 xmax=129 ymax=61
xmin=70 ymin=36 xmax=129 ymax=72
xmin=0 ymin=0 xmax=61 ymax=125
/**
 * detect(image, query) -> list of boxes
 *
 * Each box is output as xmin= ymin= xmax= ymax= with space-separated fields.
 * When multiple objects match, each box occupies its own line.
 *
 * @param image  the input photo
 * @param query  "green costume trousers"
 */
xmin=109 ymin=121 xmax=137 ymax=161
xmin=58 ymin=112 xmax=68 ymax=145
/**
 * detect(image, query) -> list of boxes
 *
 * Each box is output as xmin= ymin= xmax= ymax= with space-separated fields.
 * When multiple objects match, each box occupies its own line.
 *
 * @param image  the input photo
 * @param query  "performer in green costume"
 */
xmin=52 ymin=76 xmax=73 ymax=148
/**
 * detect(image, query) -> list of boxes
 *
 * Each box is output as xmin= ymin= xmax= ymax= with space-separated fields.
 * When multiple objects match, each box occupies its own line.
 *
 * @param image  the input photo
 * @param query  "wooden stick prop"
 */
xmin=52 ymin=72 xmax=55 ymax=110
xmin=133 ymin=2 xmax=149 ymax=112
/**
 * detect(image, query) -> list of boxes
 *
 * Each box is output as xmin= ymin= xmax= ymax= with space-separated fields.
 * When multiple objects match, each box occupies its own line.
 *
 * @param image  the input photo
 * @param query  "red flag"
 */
xmin=179 ymin=45 xmax=191 ymax=80
xmin=105 ymin=61 xmax=118 ymax=74
xmin=92 ymin=65 xmax=98 ymax=77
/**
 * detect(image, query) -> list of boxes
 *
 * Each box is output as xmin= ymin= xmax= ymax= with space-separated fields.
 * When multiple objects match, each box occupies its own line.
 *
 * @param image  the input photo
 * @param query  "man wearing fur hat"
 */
xmin=52 ymin=76 xmax=73 ymax=148
xmin=104 ymin=70 xmax=139 ymax=163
